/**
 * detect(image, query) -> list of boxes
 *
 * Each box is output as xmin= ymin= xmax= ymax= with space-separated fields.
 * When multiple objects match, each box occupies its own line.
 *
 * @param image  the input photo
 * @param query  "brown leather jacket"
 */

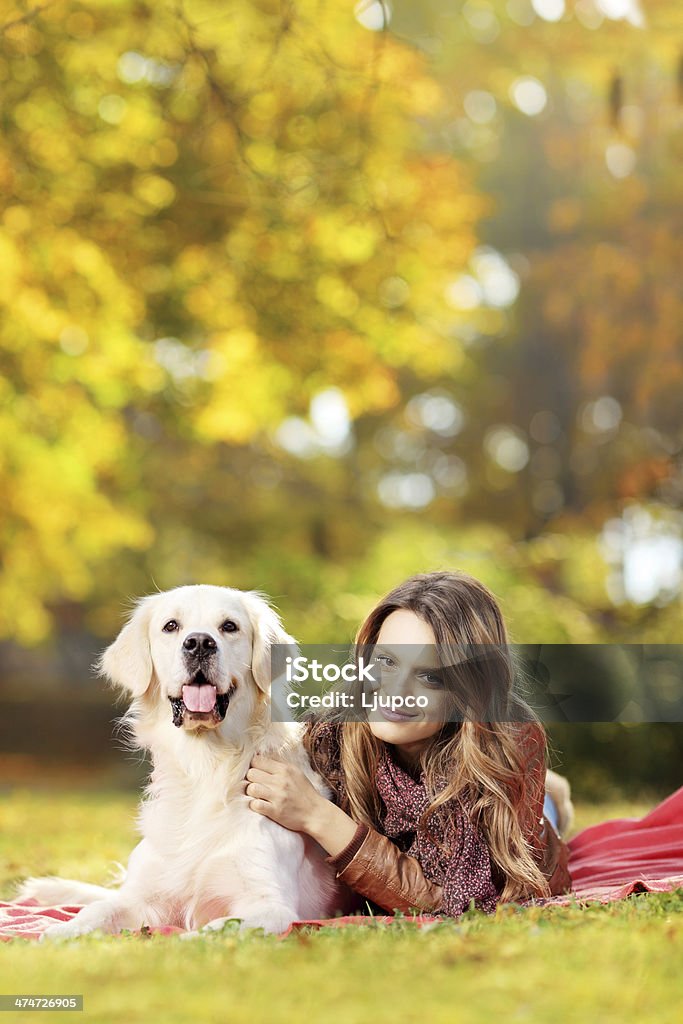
xmin=323 ymin=722 xmax=573 ymax=915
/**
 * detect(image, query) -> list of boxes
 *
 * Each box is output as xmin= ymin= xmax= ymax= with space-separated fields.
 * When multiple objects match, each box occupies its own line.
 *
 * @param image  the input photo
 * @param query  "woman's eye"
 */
xmin=375 ymin=655 xmax=395 ymax=668
xmin=162 ymin=620 xmax=179 ymax=633
xmin=420 ymin=673 xmax=444 ymax=687
xmin=220 ymin=619 xmax=239 ymax=633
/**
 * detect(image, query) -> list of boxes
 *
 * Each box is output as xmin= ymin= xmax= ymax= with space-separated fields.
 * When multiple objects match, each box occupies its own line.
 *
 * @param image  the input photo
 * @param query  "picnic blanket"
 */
xmin=3 ymin=785 xmax=682 ymax=941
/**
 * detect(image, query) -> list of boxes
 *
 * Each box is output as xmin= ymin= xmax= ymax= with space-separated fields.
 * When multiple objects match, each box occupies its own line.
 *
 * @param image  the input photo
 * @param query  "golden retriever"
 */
xmin=17 ymin=585 xmax=339 ymax=938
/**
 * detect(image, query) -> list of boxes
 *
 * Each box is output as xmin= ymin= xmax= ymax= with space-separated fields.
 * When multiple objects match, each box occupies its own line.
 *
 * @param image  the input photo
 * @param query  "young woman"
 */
xmin=244 ymin=571 xmax=573 ymax=917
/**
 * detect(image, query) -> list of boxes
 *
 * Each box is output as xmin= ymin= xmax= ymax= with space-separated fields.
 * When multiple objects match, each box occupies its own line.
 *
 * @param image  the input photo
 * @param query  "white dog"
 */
xmin=17 ymin=585 xmax=339 ymax=939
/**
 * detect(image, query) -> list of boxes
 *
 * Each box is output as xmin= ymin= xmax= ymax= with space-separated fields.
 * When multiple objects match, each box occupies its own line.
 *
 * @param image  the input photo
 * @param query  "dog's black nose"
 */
xmin=183 ymin=632 xmax=217 ymax=655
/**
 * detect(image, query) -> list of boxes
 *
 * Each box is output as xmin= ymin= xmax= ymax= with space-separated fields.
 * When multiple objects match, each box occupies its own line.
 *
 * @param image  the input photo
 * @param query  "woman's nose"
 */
xmin=381 ymin=666 xmax=415 ymax=699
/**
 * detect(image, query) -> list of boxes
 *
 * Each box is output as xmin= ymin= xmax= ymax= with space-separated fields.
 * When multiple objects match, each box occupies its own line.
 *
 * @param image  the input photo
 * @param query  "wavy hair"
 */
xmin=306 ymin=570 xmax=553 ymax=903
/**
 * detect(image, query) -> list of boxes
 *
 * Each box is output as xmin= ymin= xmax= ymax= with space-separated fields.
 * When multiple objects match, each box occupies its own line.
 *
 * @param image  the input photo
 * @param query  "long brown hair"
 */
xmin=307 ymin=570 xmax=552 ymax=903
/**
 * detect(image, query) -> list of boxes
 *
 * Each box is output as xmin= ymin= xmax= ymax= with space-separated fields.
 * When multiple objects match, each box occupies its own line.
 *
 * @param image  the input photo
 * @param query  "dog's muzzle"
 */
xmin=170 ymin=631 xmax=235 ymax=727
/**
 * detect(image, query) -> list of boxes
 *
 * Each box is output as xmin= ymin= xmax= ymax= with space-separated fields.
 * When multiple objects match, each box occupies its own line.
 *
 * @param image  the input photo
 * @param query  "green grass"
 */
xmin=1 ymin=787 xmax=682 ymax=1024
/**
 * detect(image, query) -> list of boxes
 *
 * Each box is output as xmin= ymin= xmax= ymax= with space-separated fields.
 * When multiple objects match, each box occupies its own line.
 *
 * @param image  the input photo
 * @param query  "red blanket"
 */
xmin=3 ymin=785 xmax=682 ymax=941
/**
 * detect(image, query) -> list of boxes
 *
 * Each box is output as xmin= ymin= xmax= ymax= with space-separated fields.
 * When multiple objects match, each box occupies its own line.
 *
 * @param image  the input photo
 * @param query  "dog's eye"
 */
xmin=163 ymin=620 xmax=180 ymax=633
xmin=220 ymin=619 xmax=239 ymax=633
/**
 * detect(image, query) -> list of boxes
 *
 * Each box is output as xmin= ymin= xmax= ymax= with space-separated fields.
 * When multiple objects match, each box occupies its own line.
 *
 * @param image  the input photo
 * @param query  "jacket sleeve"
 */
xmin=325 ymin=822 xmax=444 ymax=914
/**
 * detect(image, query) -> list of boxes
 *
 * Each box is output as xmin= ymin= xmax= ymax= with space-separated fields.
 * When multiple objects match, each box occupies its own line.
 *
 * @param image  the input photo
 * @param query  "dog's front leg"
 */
xmin=226 ymin=820 xmax=311 ymax=935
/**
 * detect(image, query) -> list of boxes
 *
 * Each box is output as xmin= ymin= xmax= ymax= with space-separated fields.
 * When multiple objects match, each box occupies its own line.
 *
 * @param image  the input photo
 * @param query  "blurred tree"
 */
xmin=0 ymin=0 xmax=486 ymax=641
xmin=371 ymin=0 xmax=683 ymax=620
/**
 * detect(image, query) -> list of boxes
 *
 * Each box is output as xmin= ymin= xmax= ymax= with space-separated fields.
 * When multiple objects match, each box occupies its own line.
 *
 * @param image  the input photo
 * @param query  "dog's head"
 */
xmin=98 ymin=585 xmax=295 ymax=734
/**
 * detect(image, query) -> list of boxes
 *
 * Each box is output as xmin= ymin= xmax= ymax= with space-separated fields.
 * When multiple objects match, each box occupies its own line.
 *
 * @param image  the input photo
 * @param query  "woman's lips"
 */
xmin=378 ymin=705 xmax=421 ymax=723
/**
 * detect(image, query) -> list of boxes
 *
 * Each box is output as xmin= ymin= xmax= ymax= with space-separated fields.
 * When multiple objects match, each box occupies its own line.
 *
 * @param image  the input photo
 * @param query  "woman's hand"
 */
xmin=244 ymin=753 xmax=327 ymax=833
xmin=244 ymin=753 xmax=360 ymax=857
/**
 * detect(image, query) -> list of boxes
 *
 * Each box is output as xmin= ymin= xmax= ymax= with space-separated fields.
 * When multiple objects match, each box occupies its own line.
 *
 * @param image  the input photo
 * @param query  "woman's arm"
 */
xmin=245 ymin=754 xmax=443 ymax=913
xmin=323 ymin=821 xmax=444 ymax=914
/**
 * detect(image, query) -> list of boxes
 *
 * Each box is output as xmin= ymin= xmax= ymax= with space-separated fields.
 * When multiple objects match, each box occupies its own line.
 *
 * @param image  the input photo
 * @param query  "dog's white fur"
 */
xmin=17 ymin=585 xmax=339 ymax=939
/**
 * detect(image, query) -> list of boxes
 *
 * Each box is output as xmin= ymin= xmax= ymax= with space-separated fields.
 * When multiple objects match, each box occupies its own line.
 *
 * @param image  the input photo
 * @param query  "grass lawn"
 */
xmin=1 ymin=786 xmax=681 ymax=1024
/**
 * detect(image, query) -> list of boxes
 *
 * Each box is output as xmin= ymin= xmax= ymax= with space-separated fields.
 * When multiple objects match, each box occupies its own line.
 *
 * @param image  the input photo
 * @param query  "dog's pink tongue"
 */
xmin=182 ymin=684 xmax=217 ymax=713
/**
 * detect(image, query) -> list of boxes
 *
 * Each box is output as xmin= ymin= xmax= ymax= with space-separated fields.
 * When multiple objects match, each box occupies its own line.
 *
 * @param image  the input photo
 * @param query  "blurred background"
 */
xmin=1 ymin=0 xmax=682 ymax=799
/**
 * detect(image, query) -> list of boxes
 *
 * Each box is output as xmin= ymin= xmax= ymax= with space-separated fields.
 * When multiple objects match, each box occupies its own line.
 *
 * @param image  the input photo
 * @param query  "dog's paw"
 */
xmin=39 ymin=918 xmax=94 ymax=942
xmin=201 ymin=916 xmax=241 ymax=933
xmin=237 ymin=907 xmax=296 ymax=935
xmin=179 ymin=917 xmax=241 ymax=940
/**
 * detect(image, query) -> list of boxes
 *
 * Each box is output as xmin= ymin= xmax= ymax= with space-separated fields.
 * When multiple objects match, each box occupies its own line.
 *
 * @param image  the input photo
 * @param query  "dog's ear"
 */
xmin=97 ymin=596 xmax=156 ymax=697
xmin=241 ymin=591 xmax=297 ymax=694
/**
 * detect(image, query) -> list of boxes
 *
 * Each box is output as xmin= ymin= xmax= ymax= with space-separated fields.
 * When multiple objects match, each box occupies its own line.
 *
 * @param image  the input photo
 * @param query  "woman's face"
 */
xmin=366 ymin=608 xmax=449 ymax=763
